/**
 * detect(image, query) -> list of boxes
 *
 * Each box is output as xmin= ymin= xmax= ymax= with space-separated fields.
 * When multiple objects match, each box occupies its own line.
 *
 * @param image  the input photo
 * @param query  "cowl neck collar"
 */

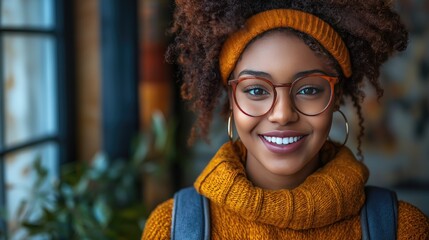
xmin=194 ymin=141 xmax=369 ymax=230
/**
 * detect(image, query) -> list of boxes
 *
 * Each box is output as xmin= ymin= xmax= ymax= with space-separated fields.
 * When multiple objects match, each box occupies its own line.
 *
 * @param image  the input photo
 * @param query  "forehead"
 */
xmin=233 ymin=31 xmax=329 ymax=80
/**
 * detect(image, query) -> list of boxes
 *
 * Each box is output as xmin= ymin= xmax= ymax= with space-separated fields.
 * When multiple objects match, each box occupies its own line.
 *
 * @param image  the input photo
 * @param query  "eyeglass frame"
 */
xmin=228 ymin=73 xmax=340 ymax=117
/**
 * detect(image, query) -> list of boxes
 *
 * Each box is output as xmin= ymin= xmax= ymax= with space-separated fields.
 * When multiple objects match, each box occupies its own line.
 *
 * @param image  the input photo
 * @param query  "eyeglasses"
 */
xmin=228 ymin=74 xmax=339 ymax=117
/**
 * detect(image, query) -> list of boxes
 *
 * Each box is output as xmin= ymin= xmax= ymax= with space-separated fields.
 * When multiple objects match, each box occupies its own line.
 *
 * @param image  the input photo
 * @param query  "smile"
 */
xmin=263 ymin=136 xmax=304 ymax=145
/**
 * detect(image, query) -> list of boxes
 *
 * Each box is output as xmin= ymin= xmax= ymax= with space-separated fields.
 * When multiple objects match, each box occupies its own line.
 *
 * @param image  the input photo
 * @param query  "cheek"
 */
xmin=311 ymin=111 xmax=334 ymax=137
xmin=232 ymin=103 xmax=259 ymax=136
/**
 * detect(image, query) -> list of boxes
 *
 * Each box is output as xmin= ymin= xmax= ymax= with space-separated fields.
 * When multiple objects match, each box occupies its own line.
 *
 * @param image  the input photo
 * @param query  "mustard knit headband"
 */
xmin=219 ymin=9 xmax=352 ymax=84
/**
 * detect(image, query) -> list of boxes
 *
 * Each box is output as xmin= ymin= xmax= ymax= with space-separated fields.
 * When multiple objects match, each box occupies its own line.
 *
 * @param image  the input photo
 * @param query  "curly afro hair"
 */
xmin=166 ymin=0 xmax=408 ymax=157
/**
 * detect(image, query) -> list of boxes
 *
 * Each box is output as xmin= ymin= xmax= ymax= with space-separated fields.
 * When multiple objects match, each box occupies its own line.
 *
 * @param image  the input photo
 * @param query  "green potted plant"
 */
xmin=6 ymin=112 xmax=176 ymax=240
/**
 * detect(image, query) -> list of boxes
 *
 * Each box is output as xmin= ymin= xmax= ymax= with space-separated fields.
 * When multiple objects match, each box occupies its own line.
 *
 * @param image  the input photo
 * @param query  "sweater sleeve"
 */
xmin=141 ymin=198 xmax=173 ymax=240
xmin=397 ymin=200 xmax=429 ymax=240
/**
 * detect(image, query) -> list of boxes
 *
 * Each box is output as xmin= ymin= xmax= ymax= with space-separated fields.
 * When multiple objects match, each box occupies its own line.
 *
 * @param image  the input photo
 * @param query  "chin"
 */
xmin=266 ymin=160 xmax=306 ymax=176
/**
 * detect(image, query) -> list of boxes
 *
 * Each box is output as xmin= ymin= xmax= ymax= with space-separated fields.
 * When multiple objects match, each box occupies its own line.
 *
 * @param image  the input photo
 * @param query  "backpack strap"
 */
xmin=360 ymin=186 xmax=398 ymax=240
xmin=171 ymin=187 xmax=211 ymax=240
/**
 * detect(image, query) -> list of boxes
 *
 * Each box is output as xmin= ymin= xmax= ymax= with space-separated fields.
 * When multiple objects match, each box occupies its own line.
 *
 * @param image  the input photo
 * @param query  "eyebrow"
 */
xmin=237 ymin=69 xmax=332 ymax=80
xmin=237 ymin=70 xmax=272 ymax=78
xmin=294 ymin=69 xmax=332 ymax=78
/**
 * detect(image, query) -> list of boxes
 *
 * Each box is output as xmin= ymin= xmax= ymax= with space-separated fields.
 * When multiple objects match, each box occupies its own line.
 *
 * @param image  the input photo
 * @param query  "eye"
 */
xmin=237 ymin=78 xmax=272 ymax=100
xmin=297 ymin=87 xmax=322 ymax=95
xmin=245 ymin=87 xmax=269 ymax=96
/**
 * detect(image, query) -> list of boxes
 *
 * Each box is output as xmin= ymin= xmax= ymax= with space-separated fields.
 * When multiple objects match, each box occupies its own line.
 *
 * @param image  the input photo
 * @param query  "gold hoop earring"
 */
xmin=227 ymin=112 xmax=233 ymax=141
xmin=336 ymin=109 xmax=349 ymax=146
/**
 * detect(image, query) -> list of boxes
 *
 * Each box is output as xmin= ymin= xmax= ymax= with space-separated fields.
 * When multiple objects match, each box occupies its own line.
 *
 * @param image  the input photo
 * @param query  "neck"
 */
xmin=245 ymin=153 xmax=321 ymax=190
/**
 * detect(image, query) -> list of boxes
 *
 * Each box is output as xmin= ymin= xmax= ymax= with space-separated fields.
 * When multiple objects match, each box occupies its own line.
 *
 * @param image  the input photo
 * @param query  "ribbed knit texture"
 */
xmin=219 ymin=9 xmax=352 ymax=84
xmin=142 ymin=141 xmax=429 ymax=239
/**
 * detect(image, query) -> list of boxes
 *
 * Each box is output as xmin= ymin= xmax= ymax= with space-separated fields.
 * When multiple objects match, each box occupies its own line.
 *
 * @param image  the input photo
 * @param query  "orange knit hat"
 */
xmin=219 ymin=9 xmax=352 ymax=84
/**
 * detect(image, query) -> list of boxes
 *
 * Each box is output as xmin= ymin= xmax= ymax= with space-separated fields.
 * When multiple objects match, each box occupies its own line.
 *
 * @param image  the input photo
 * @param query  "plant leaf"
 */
xmin=93 ymin=197 xmax=112 ymax=228
xmin=152 ymin=111 xmax=167 ymax=151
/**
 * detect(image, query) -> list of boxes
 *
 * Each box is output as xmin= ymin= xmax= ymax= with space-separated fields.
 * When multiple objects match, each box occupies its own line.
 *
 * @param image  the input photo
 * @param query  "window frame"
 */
xmin=0 ymin=0 xmax=75 ymax=236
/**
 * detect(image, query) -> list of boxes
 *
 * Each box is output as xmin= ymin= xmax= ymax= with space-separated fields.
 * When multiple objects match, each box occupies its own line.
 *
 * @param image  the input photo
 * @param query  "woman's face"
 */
xmin=230 ymin=31 xmax=337 ymax=190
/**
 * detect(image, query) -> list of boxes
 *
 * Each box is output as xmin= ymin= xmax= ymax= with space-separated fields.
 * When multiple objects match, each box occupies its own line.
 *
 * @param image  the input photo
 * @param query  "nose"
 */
xmin=267 ymin=90 xmax=299 ymax=125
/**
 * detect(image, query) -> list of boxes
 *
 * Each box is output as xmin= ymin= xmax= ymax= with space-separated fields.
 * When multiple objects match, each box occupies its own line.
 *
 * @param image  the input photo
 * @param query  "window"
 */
xmin=0 ymin=0 xmax=74 ymax=237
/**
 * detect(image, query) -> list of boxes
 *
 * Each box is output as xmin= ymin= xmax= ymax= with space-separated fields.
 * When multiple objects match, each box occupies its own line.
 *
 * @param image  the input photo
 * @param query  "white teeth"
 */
xmin=263 ymin=135 xmax=303 ymax=145
xmin=282 ymin=138 xmax=289 ymax=144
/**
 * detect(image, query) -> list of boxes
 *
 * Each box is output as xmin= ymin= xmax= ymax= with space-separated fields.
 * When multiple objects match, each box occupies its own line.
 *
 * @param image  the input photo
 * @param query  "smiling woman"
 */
xmin=142 ymin=0 xmax=429 ymax=239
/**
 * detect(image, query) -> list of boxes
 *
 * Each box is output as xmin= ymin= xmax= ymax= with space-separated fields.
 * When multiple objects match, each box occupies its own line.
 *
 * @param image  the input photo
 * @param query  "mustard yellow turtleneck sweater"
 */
xmin=142 ymin=141 xmax=429 ymax=239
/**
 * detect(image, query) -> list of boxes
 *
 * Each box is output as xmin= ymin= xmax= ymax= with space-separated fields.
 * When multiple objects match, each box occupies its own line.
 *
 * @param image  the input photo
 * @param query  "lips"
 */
xmin=259 ymin=131 xmax=307 ymax=154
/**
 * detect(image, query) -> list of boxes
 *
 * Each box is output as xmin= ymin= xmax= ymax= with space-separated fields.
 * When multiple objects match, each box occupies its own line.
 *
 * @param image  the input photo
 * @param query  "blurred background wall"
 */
xmin=336 ymin=0 xmax=429 ymax=214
